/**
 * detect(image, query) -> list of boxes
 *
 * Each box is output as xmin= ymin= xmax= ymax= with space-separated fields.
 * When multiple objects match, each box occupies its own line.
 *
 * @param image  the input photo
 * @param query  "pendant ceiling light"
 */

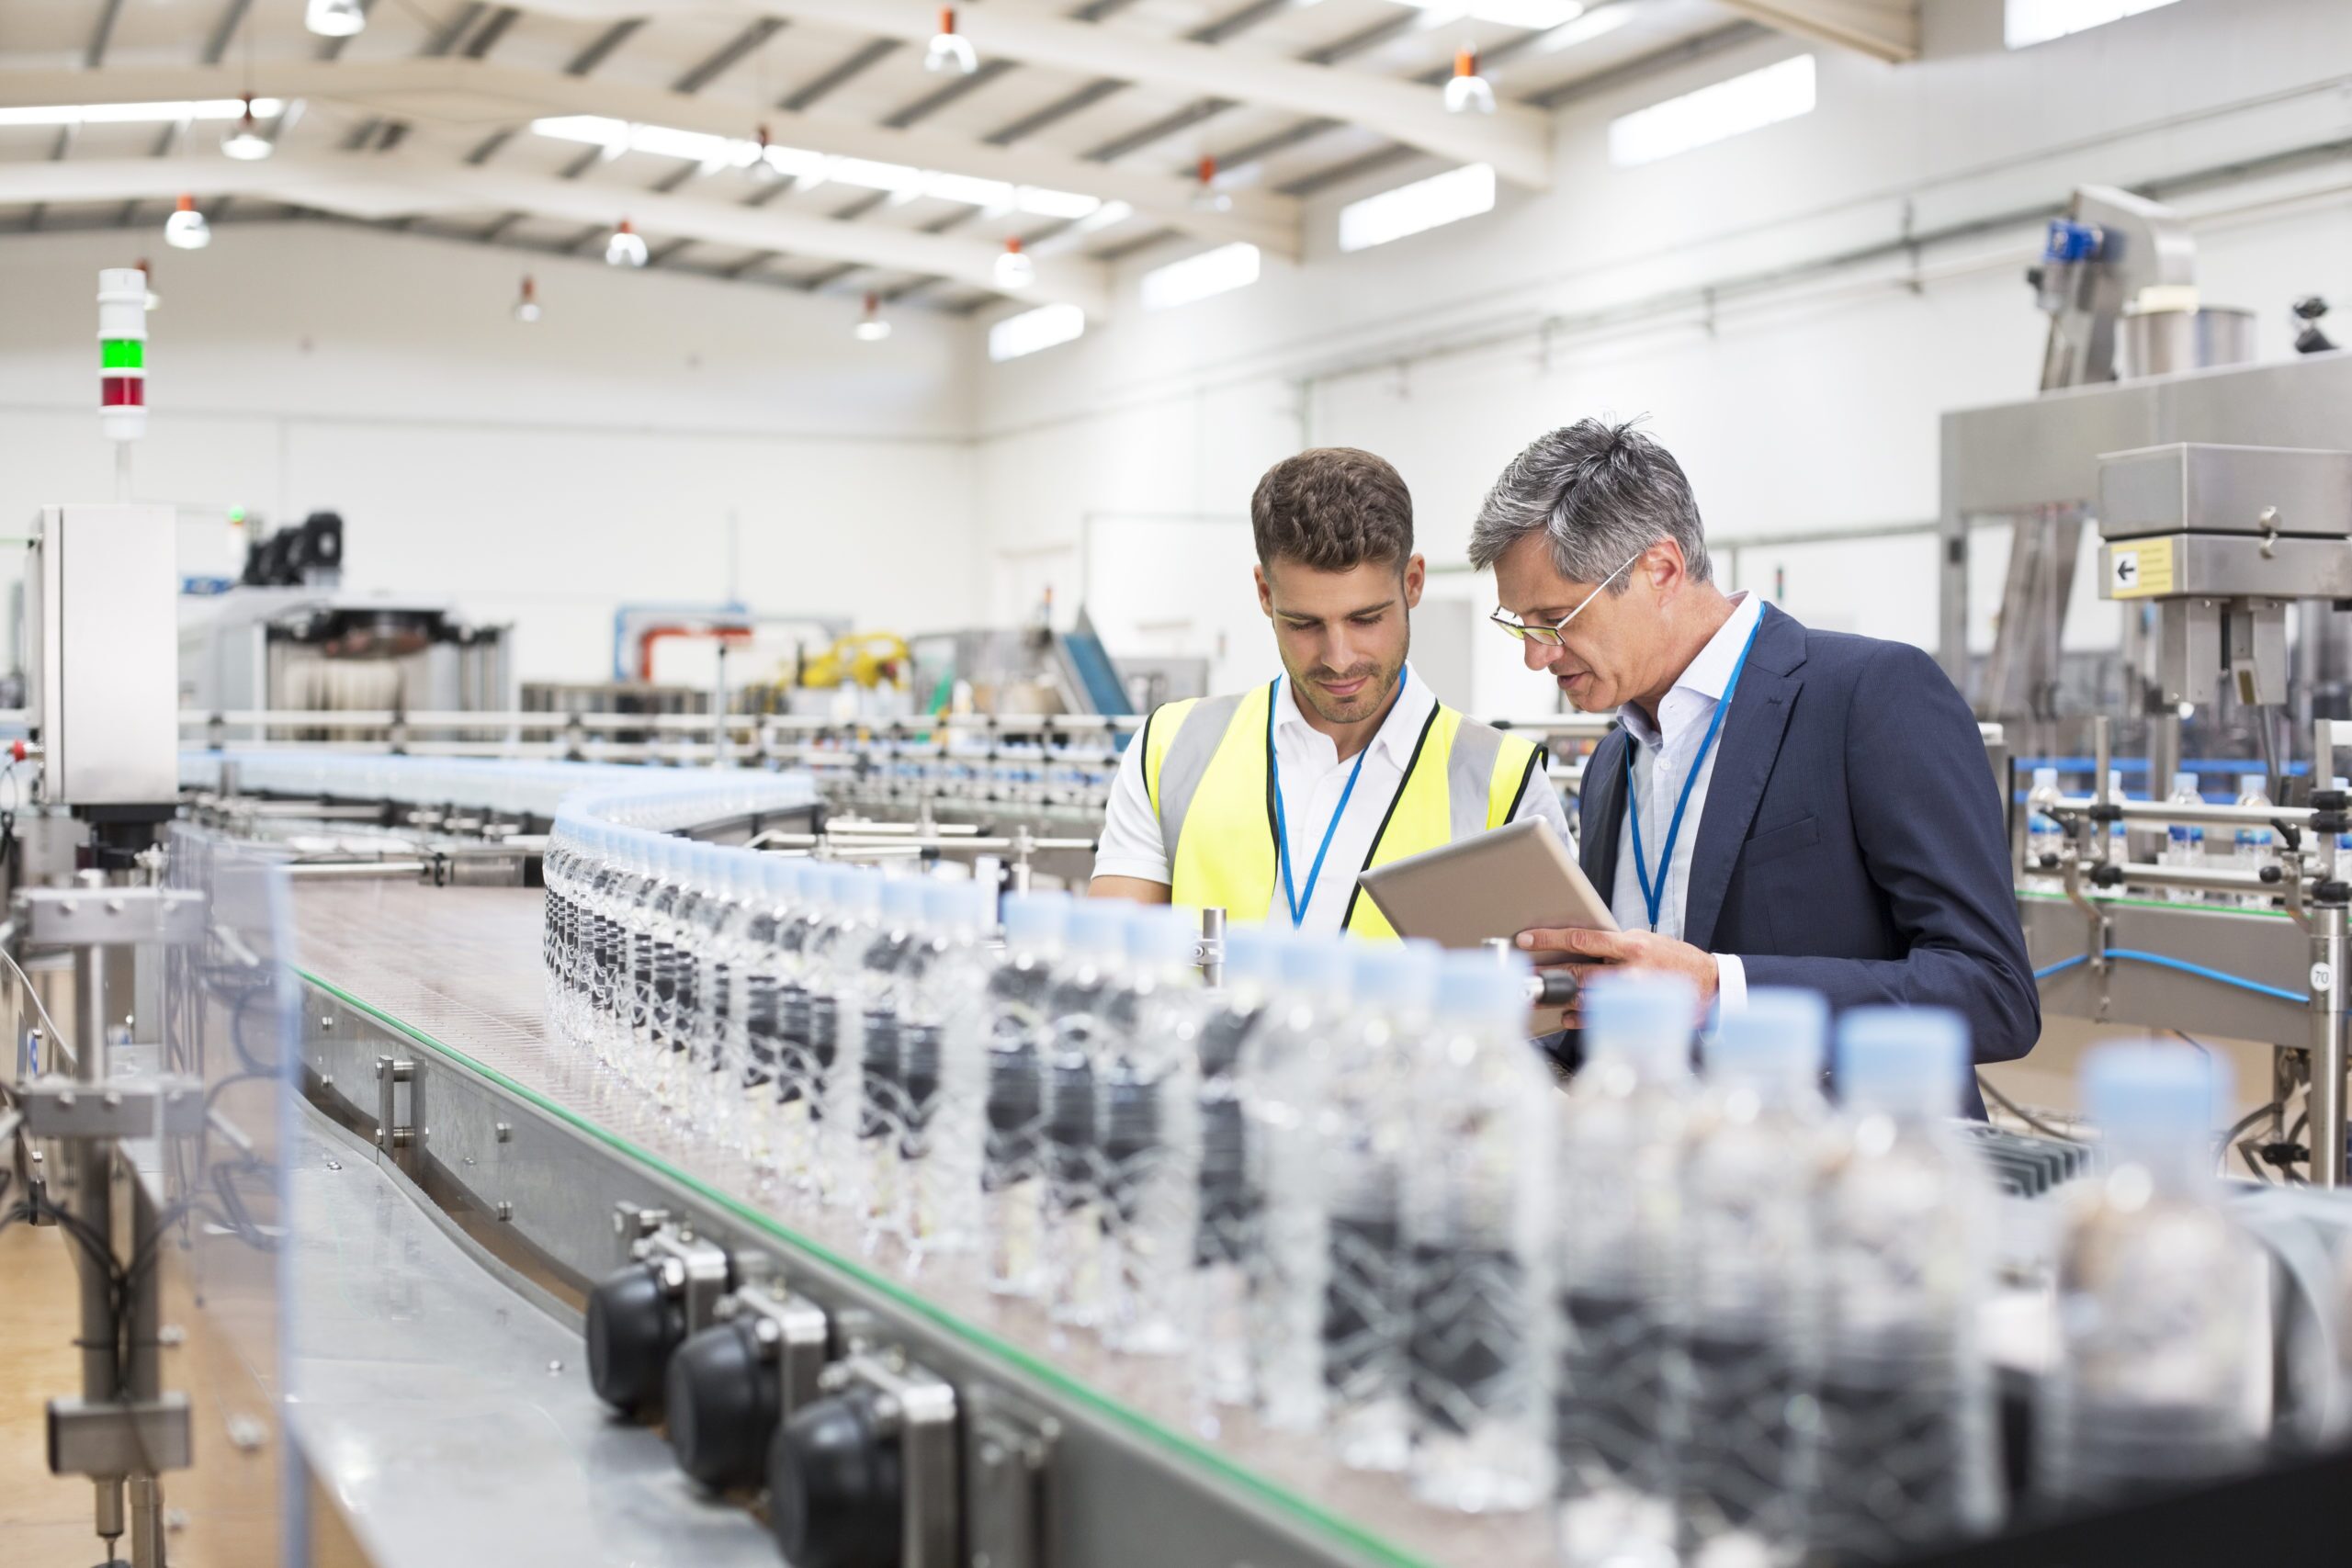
xmin=164 ymin=194 xmax=210 ymax=251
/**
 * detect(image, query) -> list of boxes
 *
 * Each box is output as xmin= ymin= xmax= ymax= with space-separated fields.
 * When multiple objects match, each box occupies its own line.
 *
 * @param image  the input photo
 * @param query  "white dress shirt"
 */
xmin=1094 ymin=662 xmax=1575 ymax=933
xmin=1610 ymin=592 xmax=1762 ymax=1015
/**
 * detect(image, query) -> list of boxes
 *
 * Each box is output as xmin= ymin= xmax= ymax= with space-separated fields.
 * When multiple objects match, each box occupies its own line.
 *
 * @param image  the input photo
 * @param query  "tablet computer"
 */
xmin=1356 ymin=816 xmax=1616 ymax=962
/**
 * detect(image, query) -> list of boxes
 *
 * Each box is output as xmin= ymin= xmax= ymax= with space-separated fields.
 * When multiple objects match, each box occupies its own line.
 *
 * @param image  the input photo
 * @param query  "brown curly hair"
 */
xmin=1250 ymin=447 xmax=1414 ymax=574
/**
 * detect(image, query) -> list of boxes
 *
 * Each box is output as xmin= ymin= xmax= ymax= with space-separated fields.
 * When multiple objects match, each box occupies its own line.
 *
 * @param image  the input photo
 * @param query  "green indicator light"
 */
xmin=100 ymin=339 xmax=144 ymax=369
xmin=227 ymin=506 xmax=246 ymax=525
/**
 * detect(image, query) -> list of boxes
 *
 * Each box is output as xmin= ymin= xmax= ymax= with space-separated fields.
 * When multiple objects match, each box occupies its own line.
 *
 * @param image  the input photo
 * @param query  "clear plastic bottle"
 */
xmin=808 ymin=867 xmax=882 ymax=1206
xmin=1323 ymin=942 xmax=1442 ymax=1472
xmin=2162 ymin=771 xmax=2207 ymax=905
xmin=2026 ymin=766 xmax=2064 ymax=889
xmin=1406 ymin=950 xmax=1555 ymax=1515
xmin=981 ymin=891 xmax=1068 ymax=1298
xmin=1553 ymin=972 xmax=1696 ymax=1568
xmin=616 ymin=838 xmax=661 ymax=1090
xmin=1678 ymin=987 xmax=1831 ymax=1563
xmin=763 ymin=861 xmax=836 ymax=1194
xmin=585 ymin=829 xmax=632 ymax=1076
xmin=1814 ymin=1007 xmax=2003 ymax=1562
xmin=1194 ymin=924 xmax=1284 ymax=1413
xmin=642 ymin=838 xmax=692 ymax=1114
xmin=2041 ymin=1043 xmax=2267 ymax=1505
xmin=1099 ymin=907 xmax=1208 ymax=1357
xmin=542 ymin=823 xmax=579 ymax=1038
xmin=2233 ymin=772 xmax=2277 ymax=908
xmin=735 ymin=856 xmax=799 ymax=1174
xmin=848 ymin=878 xmax=929 ymax=1246
xmin=1242 ymin=937 xmax=1354 ymax=1433
xmin=901 ymin=879 xmax=997 ymax=1266
xmin=1043 ymin=899 xmax=1132 ymax=1329
xmin=682 ymin=845 xmax=738 ymax=1139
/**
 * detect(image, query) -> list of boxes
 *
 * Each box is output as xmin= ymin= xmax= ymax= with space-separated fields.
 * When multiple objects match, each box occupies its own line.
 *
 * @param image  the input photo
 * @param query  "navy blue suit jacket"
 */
xmin=1574 ymin=603 xmax=2038 ymax=1115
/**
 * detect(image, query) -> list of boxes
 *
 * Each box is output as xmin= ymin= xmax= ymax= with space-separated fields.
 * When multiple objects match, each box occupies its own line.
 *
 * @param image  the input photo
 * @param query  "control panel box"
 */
xmin=27 ymin=504 xmax=178 ymax=807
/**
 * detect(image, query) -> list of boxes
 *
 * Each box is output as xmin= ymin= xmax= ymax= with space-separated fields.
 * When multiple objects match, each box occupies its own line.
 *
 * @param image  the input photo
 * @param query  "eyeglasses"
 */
xmin=1488 ymin=547 xmax=1645 ymax=646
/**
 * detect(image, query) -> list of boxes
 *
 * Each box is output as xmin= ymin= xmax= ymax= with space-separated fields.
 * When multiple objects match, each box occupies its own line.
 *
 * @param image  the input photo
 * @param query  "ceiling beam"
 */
xmin=0 ymin=58 xmax=1299 ymax=255
xmin=1708 ymin=1 xmax=1917 ymax=62
xmin=0 ymin=153 xmax=1112 ymax=313
xmin=494 ymin=0 xmax=1555 ymax=186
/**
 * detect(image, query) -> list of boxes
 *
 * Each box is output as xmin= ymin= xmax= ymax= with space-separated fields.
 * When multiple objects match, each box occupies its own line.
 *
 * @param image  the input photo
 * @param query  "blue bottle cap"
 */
xmin=882 ymin=877 xmax=928 ymax=926
xmin=1434 ymin=949 xmax=1530 ymax=1024
xmin=1708 ymin=987 xmax=1828 ymax=1089
xmin=1582 ymin=971 xmax=1697 ymax=1075
xmin=1277 ymin=937 xmax=1353 ymax=997
xmin=1836 ymin=1006 xmax=1968 ymax=1117
xmin=1125 ymin=906 xmax=1203 ymax=969
xmin=1001 ymin=891 xmax=1069 ymax=952
xmin=1218 ymin=924 xmax=1284 ymax=989
xmin=1350 ymin=942 xmax=1441 ymax=1014
xmin=2084 ymin=1042 xmax=2228 ymax=1145
xmin=1064 ymin=898 xmax=1131 ymax=958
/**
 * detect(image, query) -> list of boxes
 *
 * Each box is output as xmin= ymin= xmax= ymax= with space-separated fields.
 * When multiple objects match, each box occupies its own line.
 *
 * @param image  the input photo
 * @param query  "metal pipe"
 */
xmin=280 ymin=860 xmax=431 ymax=881
xmin=2051 ymin=797 xmax=2315 ymax=830
xmin=129 ymin=1474 xmax=163 ymax=1568
xmin=2082 ymin=859 xmax=2285 ymax=897
xmin=70 ymin=939 xmax=122 ymax=1548
xmin=2312 ymin=904 xmax=2347 ymax=1187
xmin=1199 ymin=908 xmax=1226 ymax=987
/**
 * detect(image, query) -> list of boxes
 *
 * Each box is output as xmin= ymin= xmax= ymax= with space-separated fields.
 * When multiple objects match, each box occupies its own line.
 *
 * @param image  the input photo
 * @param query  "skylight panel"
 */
xmin=989 ymin=303 xmax=1087 ymax=362
xmin=1141 ymin=243 xmax=1262 ymax=311
xmin=1606 ymin=54 xmax=1816 ymax=168
xmin=1337 ymin=164 xmax=1497 ymax=254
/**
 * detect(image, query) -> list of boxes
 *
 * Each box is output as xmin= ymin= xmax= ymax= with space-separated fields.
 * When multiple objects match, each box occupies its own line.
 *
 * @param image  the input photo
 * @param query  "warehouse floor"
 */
xmin=0 ymin=1220 xmax=369 ymax=1568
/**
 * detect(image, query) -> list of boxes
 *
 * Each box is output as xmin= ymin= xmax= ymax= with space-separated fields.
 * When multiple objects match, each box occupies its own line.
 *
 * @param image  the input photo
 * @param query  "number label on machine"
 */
xmin=2108 ymin=538 xmax=2176 ymax=598
xmin=2312 ymin=962 xmax=2334 ymax=995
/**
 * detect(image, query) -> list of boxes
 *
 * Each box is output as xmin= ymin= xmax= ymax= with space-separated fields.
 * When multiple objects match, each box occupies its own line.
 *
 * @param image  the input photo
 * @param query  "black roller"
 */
xmin=584 ymin=1259 xmax=684 ymax=1417
xmin=665 ymin=1318 xmax=782 ymax=1492
xmin=766 ymin=1386 xmax=905 ymax=1568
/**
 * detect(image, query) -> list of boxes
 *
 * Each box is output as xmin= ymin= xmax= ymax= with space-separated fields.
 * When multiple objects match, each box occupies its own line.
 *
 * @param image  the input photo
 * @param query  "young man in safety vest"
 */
xmin=1089 ymin=446 xmax=1574 ymax=937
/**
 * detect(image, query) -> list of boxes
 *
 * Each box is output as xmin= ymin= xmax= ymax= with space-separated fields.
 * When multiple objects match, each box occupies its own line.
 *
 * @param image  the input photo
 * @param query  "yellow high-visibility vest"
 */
xmin=1139 ymin=680 xmax=1546 ymax=938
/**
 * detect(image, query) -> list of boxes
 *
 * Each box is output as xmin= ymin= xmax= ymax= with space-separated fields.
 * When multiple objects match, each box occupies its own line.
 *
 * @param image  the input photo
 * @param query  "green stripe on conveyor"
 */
xmin=296 ymin=965 xmax=1437 ymax=1568
xmin=2016 ymin=887 xmax=2294 ymax=918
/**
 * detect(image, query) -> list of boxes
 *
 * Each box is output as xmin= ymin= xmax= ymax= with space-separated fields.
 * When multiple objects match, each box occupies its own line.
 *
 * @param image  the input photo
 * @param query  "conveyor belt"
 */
xmin=285 ymin=1110 xmax=777 ymax=1568
xmin=288 ymin=881 xmax=1549 ymax=1568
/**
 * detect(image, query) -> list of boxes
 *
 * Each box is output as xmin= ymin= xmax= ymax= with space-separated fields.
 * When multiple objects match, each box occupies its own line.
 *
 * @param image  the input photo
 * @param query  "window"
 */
xmin=0 ymin=98 xmax=284 ymax=126
xmin=1389 ymin=0 xmax=1586 ymax=25
xmin=989 ymin=303 xmax=1087 ymax=363
xmin=1141 ymin=243 xmax=1261 ymax=311
xmin=529 ymin=116 xmax=1101 ymax=220
xmin=1338 ymin=164 xmax=1497 ymax=254
xmin=1607 ymin=54 xmax=1816 ymax=168
xmin=2006 ymin=0 xmax=2182 ymax=48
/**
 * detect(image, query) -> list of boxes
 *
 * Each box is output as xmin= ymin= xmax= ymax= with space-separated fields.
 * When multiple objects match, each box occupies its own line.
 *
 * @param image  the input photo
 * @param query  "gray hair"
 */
xmin=1466 ymin=418 xmax=1713 ymax=589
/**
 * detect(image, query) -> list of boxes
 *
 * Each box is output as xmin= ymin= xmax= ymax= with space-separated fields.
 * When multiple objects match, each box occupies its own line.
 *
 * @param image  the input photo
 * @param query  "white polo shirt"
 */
xmin=1094 ymin=663 xmax=1574 ymax=933
xmin=1611 ymin=592 xmax=1759 ymax=1013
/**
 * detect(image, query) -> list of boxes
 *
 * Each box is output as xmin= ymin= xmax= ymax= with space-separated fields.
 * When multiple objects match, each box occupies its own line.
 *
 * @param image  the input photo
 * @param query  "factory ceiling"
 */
xmin=0 ymin=0 xmax=1911 ymax=314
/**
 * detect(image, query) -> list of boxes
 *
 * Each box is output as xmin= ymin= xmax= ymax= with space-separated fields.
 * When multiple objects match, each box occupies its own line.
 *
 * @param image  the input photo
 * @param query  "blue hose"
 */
xmin=2032 ymin=947 xmax=2306 ymax=1005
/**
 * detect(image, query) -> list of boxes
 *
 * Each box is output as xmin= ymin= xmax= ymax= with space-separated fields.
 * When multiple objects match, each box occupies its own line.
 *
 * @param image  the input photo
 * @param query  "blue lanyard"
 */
xmin=1269 ymin=670 xmax=1400 ymax=929
xmin=1626 ymin=615 xmax=1764 ymax=933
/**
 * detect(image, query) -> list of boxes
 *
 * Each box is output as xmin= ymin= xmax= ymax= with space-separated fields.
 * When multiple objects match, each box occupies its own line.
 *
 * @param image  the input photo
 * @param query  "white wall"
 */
xmin=0 ymin=222 xmax=979 ymax=684
xmin=971 ymin=0 xmax=2352 ymax=716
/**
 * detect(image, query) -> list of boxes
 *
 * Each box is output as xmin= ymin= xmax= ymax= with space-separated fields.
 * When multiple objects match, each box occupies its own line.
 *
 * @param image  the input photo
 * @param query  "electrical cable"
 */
xmin=2222 ymin=1101 xmax=2287 ymax=1182
xmin=1974 ymin=1072 xmax=2077 ymax=1141
xmin=0 ymin=940 xmax=71 ymax=1066
xmin=2031 ymin=947 xmax=2308 ymax=1004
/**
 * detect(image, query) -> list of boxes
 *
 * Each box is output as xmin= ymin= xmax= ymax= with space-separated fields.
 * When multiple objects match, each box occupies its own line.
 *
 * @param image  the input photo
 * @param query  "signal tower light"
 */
xmin=97 ymin=267 xmax=149 ymax=445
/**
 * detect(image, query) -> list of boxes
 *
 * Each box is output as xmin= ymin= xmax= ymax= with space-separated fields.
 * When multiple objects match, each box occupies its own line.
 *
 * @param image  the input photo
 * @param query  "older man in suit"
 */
xmin=1476 ymin=419 xmax=2037 ymax=1111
